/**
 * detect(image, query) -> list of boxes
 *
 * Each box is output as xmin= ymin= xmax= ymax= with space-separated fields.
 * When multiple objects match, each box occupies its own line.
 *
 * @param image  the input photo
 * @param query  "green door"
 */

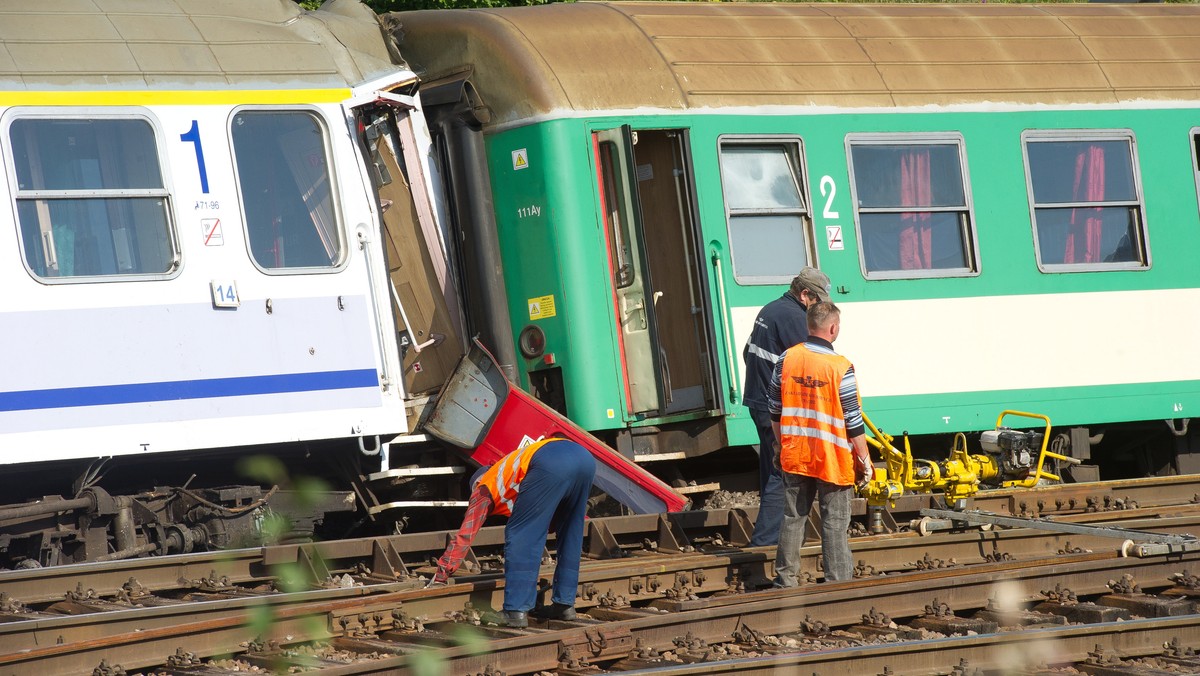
xmin=594 ymin=126 xmax=664 ymax=417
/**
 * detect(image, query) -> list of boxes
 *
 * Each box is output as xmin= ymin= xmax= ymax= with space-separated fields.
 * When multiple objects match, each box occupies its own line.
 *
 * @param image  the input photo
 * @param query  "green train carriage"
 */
xmin=393 ymin=3 xmax=1200 ymax=478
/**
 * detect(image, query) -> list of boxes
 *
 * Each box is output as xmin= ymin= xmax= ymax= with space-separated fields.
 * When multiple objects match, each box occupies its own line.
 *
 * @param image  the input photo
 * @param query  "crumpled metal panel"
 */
xmin=0 ymin=0 xmax=405 ymax=91
xmin=391 ymin=2 xmax=1200 ymax=128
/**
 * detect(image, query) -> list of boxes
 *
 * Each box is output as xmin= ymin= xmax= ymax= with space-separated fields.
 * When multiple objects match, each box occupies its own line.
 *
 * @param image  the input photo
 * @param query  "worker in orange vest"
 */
xmin=767 ymin=302 xmax=872 ymax=586
xmin=742 ymin=267 xmax=832 ymax=547
xmin=429 ymin=437 xmax=596 ymax=627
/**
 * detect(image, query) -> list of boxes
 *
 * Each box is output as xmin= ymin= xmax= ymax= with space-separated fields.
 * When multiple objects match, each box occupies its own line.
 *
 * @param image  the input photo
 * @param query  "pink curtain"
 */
xmin=1065 ymin=145 xmax=1105 ymax=263
xmin=899 ymin=150 xmax=932 ymax=269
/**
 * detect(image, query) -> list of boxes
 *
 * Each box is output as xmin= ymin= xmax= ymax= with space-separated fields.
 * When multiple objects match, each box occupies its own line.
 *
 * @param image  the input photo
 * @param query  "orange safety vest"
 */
xmin=778 ymin=346 xmax=856 ymax=486
xmin=475 ymin=437 xmax=557 ymax=516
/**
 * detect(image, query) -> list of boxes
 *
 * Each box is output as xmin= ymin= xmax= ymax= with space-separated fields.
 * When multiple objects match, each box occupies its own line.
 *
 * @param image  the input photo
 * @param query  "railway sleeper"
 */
xmin=403 ymin=567 xmax=1200 ymax=674
xmin=583 ymin=617 xmax=1200 ymax=676
xmin=238 ymin=646 xmax=361 ymax=672
xmin=7 ymin=504 xmax=1200 ymax=674
xmin=1069 ymin=644 xmax=1196 ymax=676
xmin=17 ymin=566 xmax=1200 ymax=675
xmin=1096 ymin=592 xmax=1197 ymax=618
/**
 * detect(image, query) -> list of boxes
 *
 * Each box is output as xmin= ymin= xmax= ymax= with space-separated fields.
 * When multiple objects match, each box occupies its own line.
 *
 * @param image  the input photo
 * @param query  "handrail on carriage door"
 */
xmin=709 ymin=248 xmax=739 ymax=404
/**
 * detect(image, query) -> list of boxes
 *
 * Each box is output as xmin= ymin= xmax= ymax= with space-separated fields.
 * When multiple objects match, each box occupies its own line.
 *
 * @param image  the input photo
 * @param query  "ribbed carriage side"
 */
xmin=395 ymin=4 xmax=1200 ymax=473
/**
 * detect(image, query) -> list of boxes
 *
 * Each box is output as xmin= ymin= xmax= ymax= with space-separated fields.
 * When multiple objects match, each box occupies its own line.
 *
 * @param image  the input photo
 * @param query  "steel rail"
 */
xmin=0 ymin=548 xmax=269 ymax=606
xmin=921 ymin=506 xmax=1200 ymax=544
xmin=1 ymin=501 xmax=1193 ymax=609
xmin=5 ymin=516 xmax=1200 ymax=675
xmin=608 ymin=615 xmax=1200 ymax=675
xmin=871 ymin=470 xmax=1200 ymax=518
xmin=0 ymin=479 xmax=1193 ymax=674
xmin=868 ymin=473 xmax=1200 ymax=521
xmin=0 ymin=547 xmax=741 ymax=661
xmin=2 ymin=473 xmax=1197 ymax=606
xmin=311 ymin=548 xmax=1200 ymax=675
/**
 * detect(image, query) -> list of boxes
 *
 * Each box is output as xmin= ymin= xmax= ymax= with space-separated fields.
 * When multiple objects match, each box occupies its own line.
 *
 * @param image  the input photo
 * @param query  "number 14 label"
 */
xmin=211 ymin=280 xmax=240 ymax=308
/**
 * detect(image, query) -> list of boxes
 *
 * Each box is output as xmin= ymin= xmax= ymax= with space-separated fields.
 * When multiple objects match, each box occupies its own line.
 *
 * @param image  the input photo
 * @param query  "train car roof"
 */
xmin=0 ymin=0 xmax=409 ymax=92
xmin=391 ymin=2 xmax=1200 ymax=127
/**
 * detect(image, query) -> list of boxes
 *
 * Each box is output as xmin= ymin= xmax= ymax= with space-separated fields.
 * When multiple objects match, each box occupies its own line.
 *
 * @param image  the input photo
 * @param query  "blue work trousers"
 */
xmin=748 ymin=408 xmax=784 ymax=546
xmin=503 ymin=440 xmax=596 ymax=612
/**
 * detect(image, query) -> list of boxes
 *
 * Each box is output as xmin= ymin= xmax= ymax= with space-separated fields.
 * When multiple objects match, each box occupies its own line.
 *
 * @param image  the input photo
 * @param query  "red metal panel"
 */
xmin=428 ymin=341 xmax=687 ymax=514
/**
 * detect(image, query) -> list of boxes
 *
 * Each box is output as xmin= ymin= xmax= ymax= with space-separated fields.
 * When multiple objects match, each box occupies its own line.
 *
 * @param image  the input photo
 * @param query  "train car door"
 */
xmin=593 ymin=126 xmax=718 ymax=419
xmin=350 ymin=97 xmax=465 ymax=400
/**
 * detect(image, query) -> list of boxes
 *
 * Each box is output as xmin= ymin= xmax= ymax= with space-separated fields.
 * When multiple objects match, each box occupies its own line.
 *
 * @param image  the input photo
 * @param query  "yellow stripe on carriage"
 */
xmin=0 ymin=89 xmax=352 ymax=107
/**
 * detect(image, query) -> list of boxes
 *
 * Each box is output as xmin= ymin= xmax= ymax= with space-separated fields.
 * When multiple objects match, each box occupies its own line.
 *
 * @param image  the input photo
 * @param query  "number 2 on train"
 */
xmin=820 ymin=175 xmax=839 ymax=220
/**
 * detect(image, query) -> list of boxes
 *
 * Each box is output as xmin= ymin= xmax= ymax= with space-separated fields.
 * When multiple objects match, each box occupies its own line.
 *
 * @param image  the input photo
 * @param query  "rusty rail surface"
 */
xmin=30 ymin=548 xmax=1193 ymax=675
xmin=2 ymin=472 xmax=1195 ymax=607
xmin=1 ymin=506 xmax=1198 ymax=674
xmin=600 ymin=615 xmax=1200 ymax=675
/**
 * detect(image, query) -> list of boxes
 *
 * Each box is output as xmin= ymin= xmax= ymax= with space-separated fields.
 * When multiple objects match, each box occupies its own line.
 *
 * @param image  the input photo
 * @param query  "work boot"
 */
xmin=531 ymin=602 xmax=576 ymax=621
xmin=482 ymin=609 xmax=527 ymax=628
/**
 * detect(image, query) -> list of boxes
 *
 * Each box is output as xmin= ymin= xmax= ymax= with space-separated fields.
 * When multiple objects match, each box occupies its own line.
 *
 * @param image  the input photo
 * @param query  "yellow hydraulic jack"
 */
xmin=858 ymin=410 xmax=1080 ymax=531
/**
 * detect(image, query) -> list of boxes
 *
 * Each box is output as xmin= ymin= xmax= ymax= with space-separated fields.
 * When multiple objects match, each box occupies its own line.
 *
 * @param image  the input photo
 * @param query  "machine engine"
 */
xmin=980 ymin=427 xmax=1045 ymax=477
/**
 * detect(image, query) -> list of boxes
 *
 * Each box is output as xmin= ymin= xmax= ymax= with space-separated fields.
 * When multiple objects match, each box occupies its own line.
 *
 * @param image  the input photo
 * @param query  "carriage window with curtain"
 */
xmin=231 ymin=110 xmax=342 ymax=271
xmin=718 ymin=138 xmax=812 ymax=284
xmin=847 ymin=136 xmax=977 ymax=279
xmin=9 ymin=117 xmax=176 ymax=280
xmin=1023 ymin=133 xmax=1147 ymax=271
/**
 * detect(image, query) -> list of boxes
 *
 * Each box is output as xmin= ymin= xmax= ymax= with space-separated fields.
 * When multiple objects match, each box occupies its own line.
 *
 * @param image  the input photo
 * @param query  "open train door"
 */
xmin=593 ymin=126 xmax=720 ymax=422
xmin=594 ymin=126 xmax=663 ymax=416
xmin=348 ymin=88 xmax=466 ymax=419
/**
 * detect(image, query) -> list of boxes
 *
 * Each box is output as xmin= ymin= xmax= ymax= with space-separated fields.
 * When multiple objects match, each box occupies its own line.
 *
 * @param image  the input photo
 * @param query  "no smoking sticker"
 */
xmin=202 ymin=218 xmax=223 ymax=246
xmin=826 ymin=225 xmax=844 ymax=251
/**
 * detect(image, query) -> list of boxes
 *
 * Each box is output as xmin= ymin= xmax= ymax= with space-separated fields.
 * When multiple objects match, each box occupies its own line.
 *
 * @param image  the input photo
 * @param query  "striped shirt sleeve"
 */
xmin=767 ymin=352 xmax=786 ymax=419
xmin=840 ymin=365 xmax=865 ymax=437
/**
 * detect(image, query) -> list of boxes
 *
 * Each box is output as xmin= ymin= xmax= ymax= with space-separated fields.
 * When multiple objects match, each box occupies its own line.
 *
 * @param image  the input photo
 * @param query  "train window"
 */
xmin=231 ymin=110 xmax=342 ymax=271
xmin=1022 ymin=132 xmax=1148 ymax=272
xmin=717 ymin=138 xmax=813 ymax=284
xmin=597 ymin=140 xmax=636 ymax=289
xmin=8 ymin=117 xmax=176 ymax=280
xmin=846 ymin=135 xmax=978 ymax=279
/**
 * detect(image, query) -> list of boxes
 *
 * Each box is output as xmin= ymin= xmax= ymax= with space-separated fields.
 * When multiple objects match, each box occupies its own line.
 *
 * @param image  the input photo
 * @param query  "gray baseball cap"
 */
xmin=793 ymin=267 xmax=831 ymax=302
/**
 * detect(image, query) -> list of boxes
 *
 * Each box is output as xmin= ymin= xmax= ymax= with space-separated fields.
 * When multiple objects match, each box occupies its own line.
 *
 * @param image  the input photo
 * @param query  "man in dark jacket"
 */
xmin=741 ymin=266 xmax=831 ymax=546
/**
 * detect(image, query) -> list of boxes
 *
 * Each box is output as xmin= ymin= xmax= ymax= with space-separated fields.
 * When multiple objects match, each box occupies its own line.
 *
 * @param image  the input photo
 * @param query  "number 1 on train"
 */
xmin=181 ymin=120 xmax=210 ymax=194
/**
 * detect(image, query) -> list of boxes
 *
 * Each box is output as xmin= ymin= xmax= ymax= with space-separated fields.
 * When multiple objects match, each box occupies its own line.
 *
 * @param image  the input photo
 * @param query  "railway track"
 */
xmin=1 ymin=476 xmax=1198 ymax=674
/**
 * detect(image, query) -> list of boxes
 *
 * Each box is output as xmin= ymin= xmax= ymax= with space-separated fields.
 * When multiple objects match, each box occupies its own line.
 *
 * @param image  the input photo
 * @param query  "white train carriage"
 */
xmin=0 ymin=1 xmax=443 ymax=476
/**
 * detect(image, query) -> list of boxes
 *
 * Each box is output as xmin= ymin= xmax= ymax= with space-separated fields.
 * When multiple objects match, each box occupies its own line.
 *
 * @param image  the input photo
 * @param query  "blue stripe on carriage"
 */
xmin=0 ymin=369 xmax=380 ymax=412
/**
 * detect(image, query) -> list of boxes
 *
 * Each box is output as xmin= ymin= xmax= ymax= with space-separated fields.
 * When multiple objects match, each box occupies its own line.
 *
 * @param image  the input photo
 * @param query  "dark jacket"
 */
xmin=741 ymin=292 xmax=808 ymax=412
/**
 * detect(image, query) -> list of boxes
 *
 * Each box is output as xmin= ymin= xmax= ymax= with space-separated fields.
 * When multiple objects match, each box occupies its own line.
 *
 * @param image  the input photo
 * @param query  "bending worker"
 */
xmin=768 ymin=302 xmax=872 ymax=586
xmin=430 ymin=437 xmax=596 ymax=628
xmin=742 ymin=266 xmax=832 ymax=547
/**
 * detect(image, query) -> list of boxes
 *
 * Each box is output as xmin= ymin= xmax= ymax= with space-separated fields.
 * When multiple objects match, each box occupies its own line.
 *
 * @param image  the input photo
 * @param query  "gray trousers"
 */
xmin=773 ymin=472 xmax=854 ymax=585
